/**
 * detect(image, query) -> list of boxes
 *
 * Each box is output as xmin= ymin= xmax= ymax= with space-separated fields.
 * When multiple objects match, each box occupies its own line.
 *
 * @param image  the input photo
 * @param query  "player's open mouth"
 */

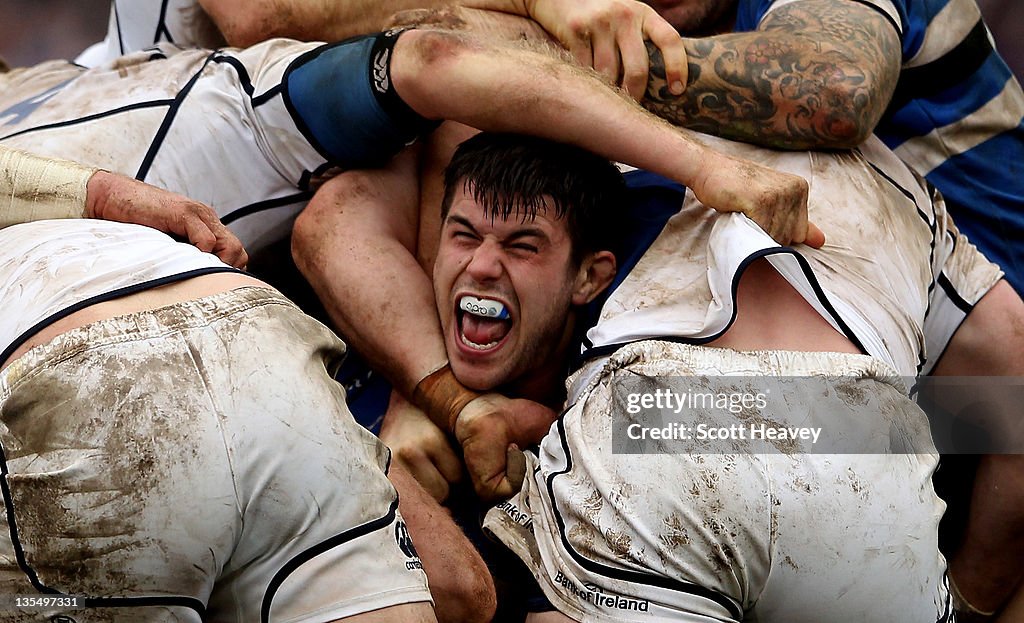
xmin=456 ymin=295 xmax=512 ymax=351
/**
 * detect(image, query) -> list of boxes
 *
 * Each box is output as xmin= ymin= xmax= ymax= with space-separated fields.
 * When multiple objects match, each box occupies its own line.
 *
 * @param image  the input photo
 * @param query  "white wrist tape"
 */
xmin=0 ymin=145 xmax=95 ymax=228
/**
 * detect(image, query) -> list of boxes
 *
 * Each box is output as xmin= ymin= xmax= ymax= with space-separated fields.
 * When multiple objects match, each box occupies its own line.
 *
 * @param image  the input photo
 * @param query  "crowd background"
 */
xmin=1 ymin=0 xmax=1022 ymax=84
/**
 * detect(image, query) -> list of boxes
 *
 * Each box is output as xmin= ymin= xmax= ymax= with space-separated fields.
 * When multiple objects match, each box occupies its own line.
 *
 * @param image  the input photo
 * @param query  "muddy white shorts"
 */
xmin=0 ymin=287 xmax=431 ymax=622
xmin=486 ymin=341 xmax=953 ymax=622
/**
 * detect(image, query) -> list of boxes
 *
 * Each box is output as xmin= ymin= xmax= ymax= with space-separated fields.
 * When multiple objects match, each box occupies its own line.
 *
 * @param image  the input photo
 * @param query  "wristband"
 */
xmin=411 ymin=363 xmax=481 ymax=434
xmin=0 ymin=145 xmax=94 ymax=228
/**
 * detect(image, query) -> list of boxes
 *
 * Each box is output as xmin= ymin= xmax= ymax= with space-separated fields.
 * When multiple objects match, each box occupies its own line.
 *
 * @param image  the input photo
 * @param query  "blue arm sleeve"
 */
xmin=282 ymin=30 xmax=440 ymax=169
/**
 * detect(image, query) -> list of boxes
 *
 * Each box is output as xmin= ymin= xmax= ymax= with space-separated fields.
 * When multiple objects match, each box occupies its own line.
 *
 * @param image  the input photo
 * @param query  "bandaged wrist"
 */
xmin=0 ymin=146 xmax=95 ymax=228
xmin=411 ymin=363 xmax=481 ymax=434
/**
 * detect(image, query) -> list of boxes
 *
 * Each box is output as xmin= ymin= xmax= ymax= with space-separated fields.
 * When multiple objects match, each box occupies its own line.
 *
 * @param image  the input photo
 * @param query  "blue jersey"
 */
xmin=736 ymin=0 xmax=1024 ymax=292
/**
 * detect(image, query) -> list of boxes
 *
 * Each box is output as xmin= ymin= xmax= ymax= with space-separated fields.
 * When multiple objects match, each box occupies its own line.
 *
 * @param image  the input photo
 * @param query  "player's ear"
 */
xmin=571 ymin=250 xmax=616 ymax=305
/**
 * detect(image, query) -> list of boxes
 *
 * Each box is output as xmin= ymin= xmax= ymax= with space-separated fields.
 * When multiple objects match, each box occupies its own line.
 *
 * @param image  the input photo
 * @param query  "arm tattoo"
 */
xmin=643 ymin=0 xmax=901 ymax=149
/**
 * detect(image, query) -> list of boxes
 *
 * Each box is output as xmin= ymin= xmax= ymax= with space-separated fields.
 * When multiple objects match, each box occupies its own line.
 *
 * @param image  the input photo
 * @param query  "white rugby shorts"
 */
xmin=486 ymin=341 xmax=953 ymax=622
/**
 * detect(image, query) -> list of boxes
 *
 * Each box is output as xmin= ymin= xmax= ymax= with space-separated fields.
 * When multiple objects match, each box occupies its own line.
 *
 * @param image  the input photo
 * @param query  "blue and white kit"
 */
xmin=737 ymin=0 xmax=1024 ymax=293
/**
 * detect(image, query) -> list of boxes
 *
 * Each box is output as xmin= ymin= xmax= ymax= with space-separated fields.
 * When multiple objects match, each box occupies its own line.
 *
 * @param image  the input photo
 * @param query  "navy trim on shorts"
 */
xmin=543 ymin=414 xmax=745 ymax=620
xmin=0 ymin=266 xmax=242 ymax=368
xmin=113 ymin=0 xmax=125 ymax=55
xmin=921 ymin=272 xmax=978 ymax=375
xmin=0 ymin=443 xmax=208 ymax=618
xmin=865 ymin=158 xmax=939 ymax=374
xmin=260 ymin=495 xmax=401 ymax=622
xmin=937 ymin=272 xmax=973 ymax=315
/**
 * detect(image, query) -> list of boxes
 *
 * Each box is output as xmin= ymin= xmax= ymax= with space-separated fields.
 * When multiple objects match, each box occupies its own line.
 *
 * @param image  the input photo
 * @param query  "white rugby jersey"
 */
xmin=0 ymin=39 xmax=327 ymax=258
xmin=0 ymin=220 xmax=232 ymax=361
xmin=584 ymin=135 xmax=1002 ymax=378
xmin=76 ymin=0 xmax=224 ymax=67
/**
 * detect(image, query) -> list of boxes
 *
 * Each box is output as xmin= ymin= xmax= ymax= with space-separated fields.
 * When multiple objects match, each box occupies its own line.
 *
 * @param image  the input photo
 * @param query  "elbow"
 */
xmin=391 ymin=29 xmax=478 ymax=120
xmin=814 ymin=80 xmax=889 ymax=148
xmin=822 ymin=119 xmax=872 ymax=149
xmin=821 ymin=104 xmax=874 ymax=148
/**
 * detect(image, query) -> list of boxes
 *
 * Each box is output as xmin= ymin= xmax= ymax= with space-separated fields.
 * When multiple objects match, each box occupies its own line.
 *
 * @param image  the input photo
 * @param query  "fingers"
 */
xmin=642 ymin=11 xmax=687 ymax=95
xmin=566 ymin=29 xmax=596 ymax=77
xmin=616 ymin=21 xmax=650 ymax=98
xmin=180 ymin=203 xmax=249 ymax=268
xmin=505 ymin=445 xmax=527 ymax=491
xmin=179 ymin=208 xmax=218 ymax=254
xmin=584 ymin=3 xmax=686 ymax=98
xmin=429 ymin=440 xmax=466 ymax=487
xmin=590 ymin=25 xmax=621 ymax=88
xmin=399 ymin=450 xmax=453 ymax=502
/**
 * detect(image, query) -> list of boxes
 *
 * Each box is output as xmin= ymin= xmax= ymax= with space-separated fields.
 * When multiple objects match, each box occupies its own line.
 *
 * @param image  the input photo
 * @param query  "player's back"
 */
xmin=584 ymin=135 xmax=1001 ymax=378
xmin=0 ymin=40 xmax=330 ymax=258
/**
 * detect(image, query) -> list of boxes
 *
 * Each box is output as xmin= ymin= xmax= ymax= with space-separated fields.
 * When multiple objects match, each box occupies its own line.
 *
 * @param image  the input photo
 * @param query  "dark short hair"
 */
xmin=441 ymin=132 xmax=625 ymax=265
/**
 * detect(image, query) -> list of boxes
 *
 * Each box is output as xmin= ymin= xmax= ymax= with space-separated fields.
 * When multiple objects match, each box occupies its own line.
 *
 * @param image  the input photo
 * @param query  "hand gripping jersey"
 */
xmin=0 ymin=219 xmax=234 ymax=363
xmin=581 ymin=134 xmax=1002 ymax=378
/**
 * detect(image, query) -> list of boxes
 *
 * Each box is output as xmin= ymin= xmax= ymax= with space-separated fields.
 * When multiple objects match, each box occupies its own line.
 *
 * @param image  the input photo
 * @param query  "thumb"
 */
xmin=505 ymin=444 xmax=526 ymax=492
xmin=803 ymin=221 xmax=826 ymax=249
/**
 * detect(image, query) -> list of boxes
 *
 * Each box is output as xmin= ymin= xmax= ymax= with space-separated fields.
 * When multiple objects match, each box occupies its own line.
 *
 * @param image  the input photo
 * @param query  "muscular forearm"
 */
xmin=393 ymin=30 xmax=707 ymax=205
xmin=643 ymin=0 xmax=901 ymax=149
xmin=392 ymin=28 xmax=813 ymax=243
xmin=200 ymin=0 xmax=529 ymax=47
xmin=292 ymin=154 xmax=448 ymax=398
xmin=389 ymin=463 xmax=497 ymax=622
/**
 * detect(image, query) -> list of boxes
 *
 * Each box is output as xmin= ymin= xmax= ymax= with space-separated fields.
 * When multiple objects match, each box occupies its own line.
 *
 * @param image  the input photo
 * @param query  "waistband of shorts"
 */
xmin=1 ymin=286 xmax=294 ymax=391
xmin=567 ymin=340 xmax=905 ymax=403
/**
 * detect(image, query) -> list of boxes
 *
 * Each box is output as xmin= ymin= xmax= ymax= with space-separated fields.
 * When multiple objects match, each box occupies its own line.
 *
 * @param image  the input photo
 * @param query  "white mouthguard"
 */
xmin=459 ymin=295 xmax=509 ymax=319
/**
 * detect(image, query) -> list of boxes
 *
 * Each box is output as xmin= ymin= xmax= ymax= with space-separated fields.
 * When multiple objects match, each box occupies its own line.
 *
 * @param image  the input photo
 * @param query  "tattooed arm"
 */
xmin=644 ymin=0 xmax=901 ymax=149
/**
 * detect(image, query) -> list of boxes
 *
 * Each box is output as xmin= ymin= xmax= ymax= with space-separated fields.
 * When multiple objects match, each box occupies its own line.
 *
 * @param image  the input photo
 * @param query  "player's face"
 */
xmin=433 ymin=187 xmax=582 ymax=392
xmin=642 ymin=0 xmax=738 ymax=34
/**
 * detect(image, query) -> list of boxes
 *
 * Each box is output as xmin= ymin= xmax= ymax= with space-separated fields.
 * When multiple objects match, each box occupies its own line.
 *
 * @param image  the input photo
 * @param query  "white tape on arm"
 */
xmin=0 ymin=145 xmax=96 ymax=228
